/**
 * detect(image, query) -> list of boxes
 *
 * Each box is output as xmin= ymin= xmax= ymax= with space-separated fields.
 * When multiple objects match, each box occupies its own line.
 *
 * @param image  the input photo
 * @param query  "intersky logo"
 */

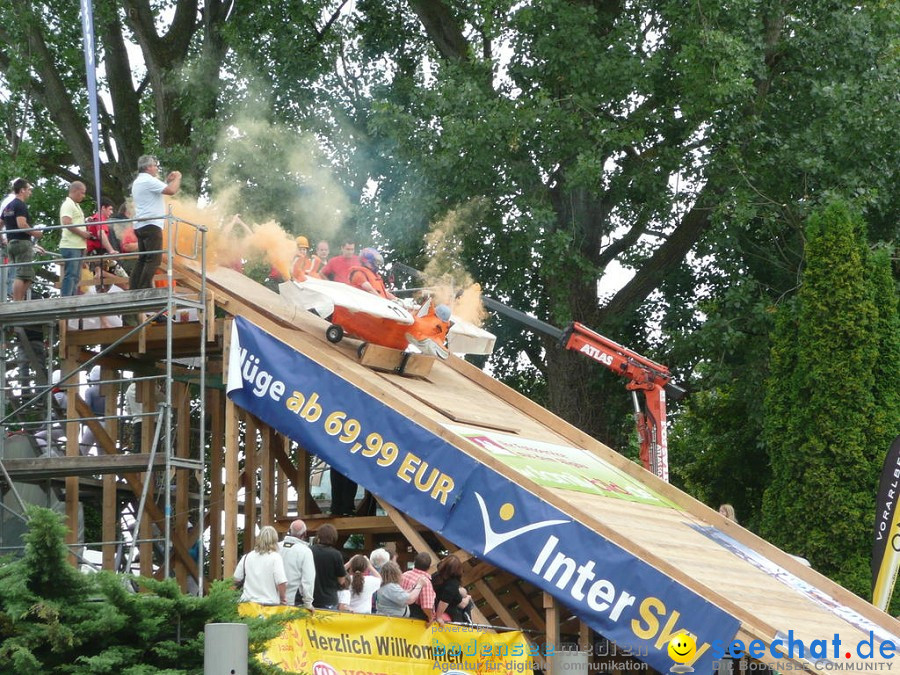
xmin=473 ymin=492 xmax=569 ymax=554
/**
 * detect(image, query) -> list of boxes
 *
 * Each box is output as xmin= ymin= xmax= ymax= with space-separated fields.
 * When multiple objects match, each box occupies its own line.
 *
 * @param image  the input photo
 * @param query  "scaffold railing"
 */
xmin=0 ymin=209 xmax=209 ymax=592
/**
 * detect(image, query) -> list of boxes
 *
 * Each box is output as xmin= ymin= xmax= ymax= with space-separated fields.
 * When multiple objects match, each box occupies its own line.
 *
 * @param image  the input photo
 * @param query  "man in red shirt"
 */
xmin=85 ymin=198 xmax=118 ymax=257
xmin=320 ymin=239 xmax=359 ymax=283
xmin=400 ymin=552 xmax=436 ymax=623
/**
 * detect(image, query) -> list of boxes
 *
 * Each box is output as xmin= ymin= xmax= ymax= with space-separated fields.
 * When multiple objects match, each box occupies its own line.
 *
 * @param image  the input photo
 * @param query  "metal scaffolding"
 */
xmin=0 ymin=211 xmax=208 ymax=589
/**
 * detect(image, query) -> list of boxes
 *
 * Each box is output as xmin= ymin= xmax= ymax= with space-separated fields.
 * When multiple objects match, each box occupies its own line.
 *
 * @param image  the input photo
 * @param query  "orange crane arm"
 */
xmin=390 ymin=265 xmax=686 ymax=481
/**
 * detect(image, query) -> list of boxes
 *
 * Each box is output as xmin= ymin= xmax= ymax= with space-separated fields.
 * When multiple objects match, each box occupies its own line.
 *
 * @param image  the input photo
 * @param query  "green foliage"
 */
xmin=868 ymin=247 xmax=900 ymax=454
xmin=0 ymin=507 xmax=297 ymax=674
xmin=760 ymin=201 xmax=891 ymax=595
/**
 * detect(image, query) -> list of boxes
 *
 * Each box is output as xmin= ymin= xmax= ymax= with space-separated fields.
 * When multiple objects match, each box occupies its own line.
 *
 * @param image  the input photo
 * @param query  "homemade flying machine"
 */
xmin=278 ymin=275 xmax=496 ymax=359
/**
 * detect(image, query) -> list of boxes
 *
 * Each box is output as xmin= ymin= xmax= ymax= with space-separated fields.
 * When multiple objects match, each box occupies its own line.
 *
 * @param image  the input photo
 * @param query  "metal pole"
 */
xmin=163 ymin=207 xmax=174 ymax=579
xmin=126 ymin=408 xmax=165 ymax=574
xmin=198 ymin=225 xmax=207 ymax=594
xmin=0 ymin=323 xmax=26 ymax=517
xmin=1 ymin=312 xmax=163 ymax=425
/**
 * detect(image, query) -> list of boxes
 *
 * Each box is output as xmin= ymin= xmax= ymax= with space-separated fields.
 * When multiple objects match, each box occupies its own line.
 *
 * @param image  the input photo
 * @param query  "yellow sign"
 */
xmin=238 ymin=605 xmax=535 ymax=675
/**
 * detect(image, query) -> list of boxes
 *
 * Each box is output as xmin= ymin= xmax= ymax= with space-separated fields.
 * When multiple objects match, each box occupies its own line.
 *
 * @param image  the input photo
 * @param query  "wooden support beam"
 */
xmin=175 ymin=382 xmax=191 ymax=590
xmin=64 ymin=349 xmax=79 ymax=566
xmin=206 ymin=289 xmax=217 ymax=341
xmin=137 ymin=380 xmax=155 ymax=577
xmin=209 ymin=388 xmax=224 ymax=580
xmin=269 ymin=437 xmax=297 ymax=486
xmin=296 ymin=444 xmax=314 ymax=516
xmin=224 ymin=397 xmax=239 ymax=577
xmin=275 ymin=462 xmax=287 ymax=520
xmin=0 ymin=453 xmax=167 ymax=479
xmin=244 ymin=413 xmax=258 ymax=548
xmin=462 ymin=560 xmax=495 ymax=586
xmin=505 ymin=582 xmax=546 ymax=632
xmin=375 ymin=496 xmax=433 ymax=559
xmin=260 ymin=426 xmax=274 ymax=526
xmin=544 ymin=593 xmax=559 ymax=675
xmin=101 ymin=366 xmax=118 ymax=571
xmin=223 ymin=319 xmax=239 ymax=577
xmin=102 ymin=471 xmax=117 ymax=571
xmin=473 ymin=578 xmax=520 ymax=630
xmin=376 ymin=497 xmax=491 ymax=626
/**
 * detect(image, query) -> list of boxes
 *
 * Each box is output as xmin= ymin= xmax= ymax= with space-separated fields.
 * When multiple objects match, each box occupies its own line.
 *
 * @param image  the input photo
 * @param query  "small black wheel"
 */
xmin=357 ymin=342 xmax=368 ymax=358
xmin=325 ymin=324 xmax=344 ymax=343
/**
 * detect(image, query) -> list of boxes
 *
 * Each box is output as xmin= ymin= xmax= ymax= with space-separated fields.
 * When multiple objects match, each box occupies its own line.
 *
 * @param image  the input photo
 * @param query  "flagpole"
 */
xmin=79 ymin=0 xmax=102 ymax=207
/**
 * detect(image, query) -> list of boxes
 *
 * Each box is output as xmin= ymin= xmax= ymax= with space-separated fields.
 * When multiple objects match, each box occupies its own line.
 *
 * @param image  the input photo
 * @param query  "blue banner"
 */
xmin=226 ymin=317 xmax=740 ymax=672
xmin=80 ymin=0 xmax=102 ymax=206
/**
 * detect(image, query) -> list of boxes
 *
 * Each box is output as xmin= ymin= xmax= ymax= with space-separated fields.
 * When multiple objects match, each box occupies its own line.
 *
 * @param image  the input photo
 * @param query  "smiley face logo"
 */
xmin=667 ymin=632 xmax=696 ymax=664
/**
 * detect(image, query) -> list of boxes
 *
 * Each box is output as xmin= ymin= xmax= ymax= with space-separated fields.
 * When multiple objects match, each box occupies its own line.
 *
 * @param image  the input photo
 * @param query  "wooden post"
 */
xmin=260 ymin=426 xmax=274 ymax=526
xmin=209 ymin=388 xmax=223 ymax=580
xmin=64 ymin=348 xmax=79 ymax=566
xmin=243 ymin=413 xmax=258 ymax=549
xmin=297 ymin=444 xmax=315 ymax=516
xmin=282 ymin=435 xmax=296 ymax=514
xmin=222 ymin=318 xmax=239 ymax=577
xmin=224 ymin=397 xmax=239 ymax=577
xmin=579 ymin=621 xmax=591 ymax=650
xmin=544 ymin=593 xmax=559 ymax=675
xmin=175 ymin=382 xmax=191 ymax=590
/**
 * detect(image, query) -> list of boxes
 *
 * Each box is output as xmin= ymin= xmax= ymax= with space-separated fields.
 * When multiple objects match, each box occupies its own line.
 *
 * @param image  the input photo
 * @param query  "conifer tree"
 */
xmin=0 ymin=506 xmax=292 ymax=674
xmin=868 ymin=247 xmax=900 ymax=457
xmin=761 ymin=201 xmax=881 ymax=594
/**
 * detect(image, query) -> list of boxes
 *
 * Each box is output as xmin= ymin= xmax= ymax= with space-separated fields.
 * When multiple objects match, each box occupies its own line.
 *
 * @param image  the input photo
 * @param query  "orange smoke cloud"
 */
xmin=417 ymin=201 xmax=488 ymax=327
xmin=161 ymin=197 xmax=296 ymax=279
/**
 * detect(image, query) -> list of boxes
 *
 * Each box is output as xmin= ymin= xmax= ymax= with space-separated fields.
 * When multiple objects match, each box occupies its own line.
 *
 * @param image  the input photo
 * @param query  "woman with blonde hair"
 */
xmin=376 ymin=562 xmax=426 ymax=617
xmin=234 ymin=525 xmax=288 ymax=605
xmin=718 ymin=504 xmax=738 ymax=523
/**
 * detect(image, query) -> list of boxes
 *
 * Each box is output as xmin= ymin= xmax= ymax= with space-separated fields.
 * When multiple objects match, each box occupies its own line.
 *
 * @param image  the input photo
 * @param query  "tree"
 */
xmin=341 ymin=0 xmax=900 ymax=450
xmin=760 ymin=201 xmax=892 ymax=595
xmin=0 ymin=506 xmax=292 ymax=674
xmin=2 ymin=1 xmax=898 ymax=567
xmin=0 ymin=0 xmax=230 ymax=202
xmin=661 ymin=0 xmax=899 ymax=522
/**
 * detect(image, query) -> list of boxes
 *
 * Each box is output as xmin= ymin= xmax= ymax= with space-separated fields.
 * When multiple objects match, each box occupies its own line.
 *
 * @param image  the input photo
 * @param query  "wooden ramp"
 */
xmin=181 ymin=261 xmax=900 ymax=673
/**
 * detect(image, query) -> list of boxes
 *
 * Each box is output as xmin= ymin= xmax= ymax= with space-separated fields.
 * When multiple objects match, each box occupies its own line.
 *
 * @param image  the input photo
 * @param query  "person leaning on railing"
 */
xmin=1 ymin=178 xmax=43 ymax=302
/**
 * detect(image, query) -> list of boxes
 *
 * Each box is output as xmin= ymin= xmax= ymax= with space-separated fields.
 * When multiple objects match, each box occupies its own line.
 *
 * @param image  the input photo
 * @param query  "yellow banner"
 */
xmin=239 ymin=604 xmax=535 ymax=675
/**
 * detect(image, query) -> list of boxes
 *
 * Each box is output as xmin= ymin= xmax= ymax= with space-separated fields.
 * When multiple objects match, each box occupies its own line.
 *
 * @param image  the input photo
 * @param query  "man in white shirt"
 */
xmin=130 ymin=155 xmax=181 ymax=290
xmin=279 ymin=519 xmax=316 ymax=609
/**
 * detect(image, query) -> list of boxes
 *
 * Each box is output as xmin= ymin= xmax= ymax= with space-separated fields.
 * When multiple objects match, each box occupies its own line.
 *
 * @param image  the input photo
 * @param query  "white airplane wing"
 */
xmin=279 ymin=278 xmax=415 ymax=325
